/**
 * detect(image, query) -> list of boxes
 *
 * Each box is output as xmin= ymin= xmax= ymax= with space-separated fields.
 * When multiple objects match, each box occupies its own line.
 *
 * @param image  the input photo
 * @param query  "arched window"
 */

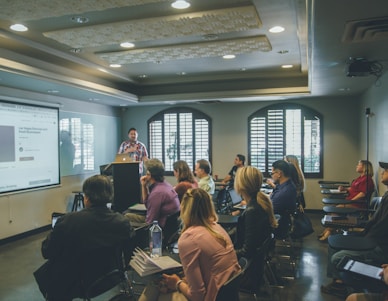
xmin=248 ymin=103 xmax=323 ymax=178
xmin=148 ymin=107 xmax=212 ymax=175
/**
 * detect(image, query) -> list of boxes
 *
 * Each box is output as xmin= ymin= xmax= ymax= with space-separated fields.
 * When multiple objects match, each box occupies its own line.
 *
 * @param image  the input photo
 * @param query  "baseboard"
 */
xmin=0 ymin=225 xmax=51 ymax=246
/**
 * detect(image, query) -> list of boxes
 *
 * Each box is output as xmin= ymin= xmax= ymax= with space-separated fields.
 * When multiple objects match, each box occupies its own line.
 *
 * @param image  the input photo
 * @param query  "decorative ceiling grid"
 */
xmin=99 ymin=36 xmax=272 ymax=64
xmin=0 ymin=0 xmax=166 ymax=21
xmin=43 ymin=6 xmax=262 ymax=48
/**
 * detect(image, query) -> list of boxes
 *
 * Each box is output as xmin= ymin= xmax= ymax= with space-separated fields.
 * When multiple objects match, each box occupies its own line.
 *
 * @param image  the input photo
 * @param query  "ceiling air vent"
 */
xmin=342 ymin=16 xmax=388 ymax=43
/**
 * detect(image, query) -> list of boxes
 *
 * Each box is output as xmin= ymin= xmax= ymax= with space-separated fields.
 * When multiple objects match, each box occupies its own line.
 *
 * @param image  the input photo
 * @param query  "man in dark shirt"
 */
xmin=269 ymin=160 xmax=297 ymax=238
xmin=221 ymin=154 xmax=245 ymax=189
xmin=321 ymin=161 xmax=388 ymax=298
xmin=34 ymin=175 xmax=134 ymax=301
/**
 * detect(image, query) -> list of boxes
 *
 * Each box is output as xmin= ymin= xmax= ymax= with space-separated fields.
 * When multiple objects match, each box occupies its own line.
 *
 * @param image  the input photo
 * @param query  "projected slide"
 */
xmin=0 ymin=101 xmax=60 ymax=194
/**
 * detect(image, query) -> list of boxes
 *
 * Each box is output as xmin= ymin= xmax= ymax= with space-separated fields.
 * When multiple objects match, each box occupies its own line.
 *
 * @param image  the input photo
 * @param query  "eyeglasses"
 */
xmin=271 ymin=171 xmax=279 ymax=176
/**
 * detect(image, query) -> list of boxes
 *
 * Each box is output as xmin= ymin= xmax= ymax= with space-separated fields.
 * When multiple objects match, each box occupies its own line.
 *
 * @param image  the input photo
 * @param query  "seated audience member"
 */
xmin=34 ymin=175 xmax=134 ymax=301
xmin=220 ymin=154 xmax=246 ymax=189
xmin=269 ymin=160 xmax=297 ymax=238
xmin=321 ymin=161 xmax=388 ymax=298
xmin=234 ymin=166 xmax=278 ymax=291
xmin=346 ymin=263 xmax=388 ymax=301
xmin=125 ymin=158 xmax=180 ymax=227
xmin=318 ymin=160 xmax=375 ymax=242
xmin=195 ymin=159 xmax=215 ymax=195
xmin=285 ymin=155 xmax=306 ymax=208
xmin=138 ymin=188 xmax=241 ymax=301
xmin=217 ymin=154 xmax=245 ymax=209
xmin=173 ymin=160 xmax=198 ymax=202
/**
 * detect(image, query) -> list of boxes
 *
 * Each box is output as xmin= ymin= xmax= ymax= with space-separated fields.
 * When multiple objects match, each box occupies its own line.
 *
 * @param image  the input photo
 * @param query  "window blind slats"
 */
xmin=148 ymin=108 xmax=211 ymax=173
xmin=248 ymin=105 xmax=322 ymax=177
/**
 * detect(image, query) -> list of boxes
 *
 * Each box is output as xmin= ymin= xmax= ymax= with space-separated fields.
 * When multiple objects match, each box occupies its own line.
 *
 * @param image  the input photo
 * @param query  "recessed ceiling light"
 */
xmin=269 ymin=26 xmax=285 ymax=33
xmin=110 ymin=64 xmax=122 ymax=68
xmin=10 ymin=24 xmax=28 ymax=32
xmin=171 ymin=0 xmax=191 ymax=9
xmin=69 ymin=48 xmax=82 ymax=53
xmin=139 ymin=74 xmax=147 ymax=78
xmin=202 ymin=34 xmax=218 ymax=41
xmin=223 ymin=54 xmax=236 ymax=59
xmin=71 ymin=16 xmax=89 ymax=24
xmin=120 ymin=42 xmax=135 ymax=48
xmin=281 ymin=64 xmax=293 ymax=69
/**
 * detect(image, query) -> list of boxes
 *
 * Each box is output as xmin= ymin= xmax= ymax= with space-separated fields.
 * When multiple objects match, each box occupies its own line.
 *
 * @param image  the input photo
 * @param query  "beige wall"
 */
xmin=121 ymin=97 xmax=363 ymax=210
xmin=0 ymin=97 xmax=121 ymax=240
xmin=360 ymin=71 xmax=388 ymax=195
xmin=2 ymin=72 xmax=387 ymax=240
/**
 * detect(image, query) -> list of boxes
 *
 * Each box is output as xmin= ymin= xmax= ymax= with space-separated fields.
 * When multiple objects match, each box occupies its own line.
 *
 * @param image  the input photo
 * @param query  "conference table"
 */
xmin=217 ymin=214 xmax=239 ymax=225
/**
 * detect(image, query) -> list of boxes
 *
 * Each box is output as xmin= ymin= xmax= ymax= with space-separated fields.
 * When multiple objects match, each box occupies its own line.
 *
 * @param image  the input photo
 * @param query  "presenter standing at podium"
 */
xmin=118 ymin=127 xmax=148 ymax=175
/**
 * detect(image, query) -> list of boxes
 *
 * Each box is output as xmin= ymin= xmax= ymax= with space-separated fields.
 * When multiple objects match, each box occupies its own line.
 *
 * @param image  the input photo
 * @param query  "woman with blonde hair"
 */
xmin=233 ymin=166 xmax=278 ymax=292
xmin=139 ymin=188 xmax=240 ymax=301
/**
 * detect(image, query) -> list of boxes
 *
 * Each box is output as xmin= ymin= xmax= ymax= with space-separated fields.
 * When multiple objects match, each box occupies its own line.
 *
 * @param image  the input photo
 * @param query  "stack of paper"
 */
xmin=129 ymin=248 xmax=182 ymax=277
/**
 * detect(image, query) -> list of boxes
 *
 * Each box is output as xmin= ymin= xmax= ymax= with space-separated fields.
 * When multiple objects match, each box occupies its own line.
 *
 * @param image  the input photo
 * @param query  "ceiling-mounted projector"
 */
xmin=346 ymin=58 xmax=372 ymax=77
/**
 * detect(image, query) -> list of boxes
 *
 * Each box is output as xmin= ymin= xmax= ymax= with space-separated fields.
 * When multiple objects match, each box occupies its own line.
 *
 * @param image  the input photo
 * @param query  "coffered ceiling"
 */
xmin=0 ymin=0 xmax=387 ymax=107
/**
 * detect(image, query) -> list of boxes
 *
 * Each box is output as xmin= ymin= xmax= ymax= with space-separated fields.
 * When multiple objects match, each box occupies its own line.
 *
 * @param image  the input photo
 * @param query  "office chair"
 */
xmin=162 ymin=211 xmax=181 ymax=250
xmin=78 ymin=246 xmax=135 ymax=301
xmin=239 ymin=234 xmax=285 ymax=300
xmin=215 ymin=257 xmax=249 ymax=301
xmin=272 ymin=212 xmax=297 ymax=281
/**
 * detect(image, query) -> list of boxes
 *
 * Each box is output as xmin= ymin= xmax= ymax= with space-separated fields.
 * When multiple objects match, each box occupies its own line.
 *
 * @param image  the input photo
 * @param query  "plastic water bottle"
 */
xmin=149 ymin=220 xmax=163 ymax=258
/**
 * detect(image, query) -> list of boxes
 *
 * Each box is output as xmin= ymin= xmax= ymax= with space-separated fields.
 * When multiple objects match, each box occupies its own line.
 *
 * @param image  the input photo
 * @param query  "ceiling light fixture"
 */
xmin=269 ymin=26 xmax=285 ymax=33
xmin=171 ymin=0 xmax=191 ymax=9
xmin=10 ymin=24 xmax=28 ymax=32
xmin=281 ymin=64 xmax=293 ymax=68
xmin=110 ymin=64 xmax=122 ymax=68
xmin=223 ymin=54 xmax=236 ymax=59
xmin=69 ymin=48 xmax=82 ymax=53
xmin=120 ymin=42 xmax=135 ymax=48
xmin=71 ymin=16 xmax=89 ymax=24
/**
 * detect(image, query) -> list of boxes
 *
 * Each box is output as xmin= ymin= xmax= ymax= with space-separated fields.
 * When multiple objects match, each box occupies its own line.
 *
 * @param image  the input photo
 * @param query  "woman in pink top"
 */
xmin=139 ymin=188 xmax=240 ymax=301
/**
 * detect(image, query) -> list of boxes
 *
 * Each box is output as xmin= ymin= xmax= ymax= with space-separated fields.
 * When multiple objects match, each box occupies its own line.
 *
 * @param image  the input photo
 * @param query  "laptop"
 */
xmin=51 ymin=212 xmax=65 ymax=228
xmin=228 ymin=189 xmax=244 ymax=209
xmin=114 ymin=153 xmax=130 ymax=163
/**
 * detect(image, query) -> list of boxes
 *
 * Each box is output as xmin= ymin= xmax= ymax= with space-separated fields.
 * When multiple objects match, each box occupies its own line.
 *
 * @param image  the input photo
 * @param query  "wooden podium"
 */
xmin=112 ymin=161 xmax=140 ymax=213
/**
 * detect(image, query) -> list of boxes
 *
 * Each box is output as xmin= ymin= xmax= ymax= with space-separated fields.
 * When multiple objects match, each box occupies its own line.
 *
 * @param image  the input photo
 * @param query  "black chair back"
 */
xmin=215 ymin=257 xmax=248 ymax=301
xmin=79 ymin=246 xmax=128 ymax=300
xmin=163 ymin=211 xmax=181 ymax=248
